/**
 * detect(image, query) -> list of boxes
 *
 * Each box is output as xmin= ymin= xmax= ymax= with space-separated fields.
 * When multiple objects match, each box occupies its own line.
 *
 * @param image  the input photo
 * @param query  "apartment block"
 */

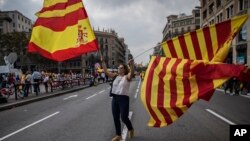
xmin=200 ymin=0 xmax=250 ymax=65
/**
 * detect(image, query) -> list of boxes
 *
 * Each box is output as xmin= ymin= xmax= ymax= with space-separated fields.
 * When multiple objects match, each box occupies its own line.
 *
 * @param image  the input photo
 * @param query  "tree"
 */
xmin=0 ymin=32 xmax=29 ymax=65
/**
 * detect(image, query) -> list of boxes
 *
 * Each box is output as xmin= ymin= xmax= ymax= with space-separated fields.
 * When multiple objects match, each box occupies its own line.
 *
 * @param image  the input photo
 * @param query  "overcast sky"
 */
xmin=0 ymin=0 xmax=200 ymax=65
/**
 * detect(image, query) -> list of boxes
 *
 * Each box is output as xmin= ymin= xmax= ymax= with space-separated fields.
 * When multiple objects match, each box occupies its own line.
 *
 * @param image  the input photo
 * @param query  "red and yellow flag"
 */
xmin=28 ymin=0 xmax=98 ymax=61
xmin=141 ymin=14 xmax=248 ymax=127
xmin=141 ymin=56 xmax=245 ymax=127
xmin=162 ymin=14 xmax=248 ymax=62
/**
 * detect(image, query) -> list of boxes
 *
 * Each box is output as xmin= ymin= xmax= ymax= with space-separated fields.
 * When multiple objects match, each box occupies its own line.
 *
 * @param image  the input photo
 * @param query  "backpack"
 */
xmin=109 ymin=75 xmax=117 ymax=97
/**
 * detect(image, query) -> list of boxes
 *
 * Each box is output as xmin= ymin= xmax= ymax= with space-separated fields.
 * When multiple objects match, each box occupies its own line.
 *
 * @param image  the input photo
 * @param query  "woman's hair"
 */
xmin=119 ymin=63 xmax=129 ymax=75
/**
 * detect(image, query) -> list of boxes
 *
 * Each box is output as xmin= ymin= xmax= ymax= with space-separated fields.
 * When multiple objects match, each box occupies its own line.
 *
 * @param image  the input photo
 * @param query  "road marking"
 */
xmin=121 ymin=111 xmax=133 ymax=141
xmin=206 ymin=109 xmax=236 ymax=125
xmin=215 ymin=89 xmax=224 ymax=93
xmin=63 ymin=95 xmax=78 ymax=100
xmin=240 ymin=95 xmax=250 ymax=98
xmin=98 ymin=90 xmax=105 ymax=94
xmin=86 ymin=94 xmax=97 ymax=100
xmin=134 ymin=89 xmax=139 ymax=99
xmin=0 ymin=111 xmax=60 ymax=141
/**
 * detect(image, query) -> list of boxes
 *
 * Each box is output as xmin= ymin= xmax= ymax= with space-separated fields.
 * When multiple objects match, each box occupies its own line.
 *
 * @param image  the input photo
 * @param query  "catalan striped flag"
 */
xmin=162 ymin=14 xmax=248 ymax=62
xmin=141 ymin=15 xmax=248 ymax=128
xmin=141 ymin=56 xmax=245 ymax=127
xmin=28 ymin=0 xmax=98 ymax=61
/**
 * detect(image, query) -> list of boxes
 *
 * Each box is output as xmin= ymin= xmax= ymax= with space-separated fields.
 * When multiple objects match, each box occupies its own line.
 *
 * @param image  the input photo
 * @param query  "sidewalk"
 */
xmin=216 ymin=89 xmax=250 ymax=98
xmin=0 ymin=84 xmax=90 ymax=112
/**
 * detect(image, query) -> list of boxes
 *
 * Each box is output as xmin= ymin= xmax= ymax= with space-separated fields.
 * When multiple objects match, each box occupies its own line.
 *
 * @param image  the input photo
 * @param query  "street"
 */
xmin=0 ymin=77 xmax=250 ymax=141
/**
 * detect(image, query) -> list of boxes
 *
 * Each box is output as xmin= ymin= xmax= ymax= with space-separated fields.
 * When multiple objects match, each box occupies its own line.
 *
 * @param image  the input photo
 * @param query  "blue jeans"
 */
xmin=112 ymin=95 xmax=133 ymax=136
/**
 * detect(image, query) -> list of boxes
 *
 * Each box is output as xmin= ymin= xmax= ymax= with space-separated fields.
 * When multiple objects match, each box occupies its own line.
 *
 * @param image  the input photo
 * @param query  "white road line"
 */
xmin=134 ymin=89 xmax=139 ymax=99
xmin=98 ymin=90 xmax=105 ymax=94
xmin=0 ymin=111 xmax=60 ymax=141
xmin=206 ymin=109 xmax=236 ymax=125
xmin=63 ymin=95 xmax=78 ymax=100
xmin=121 ymin=111 xmax=133 ymax=141
xmin=215 ymin=89 xmax=224 ymax=93
xmin=86 ymin=94 xmax=97 ymax=100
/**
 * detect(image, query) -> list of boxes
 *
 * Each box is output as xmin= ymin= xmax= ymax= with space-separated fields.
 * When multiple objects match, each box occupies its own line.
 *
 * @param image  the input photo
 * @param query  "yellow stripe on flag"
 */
xmin=196 ymin=29 xmax=209 ymax=60
xmin=140 ymin=57 xmax=156 ymax=126
xmin=184 ymin=33 xmax=196 ymax=60
xmin=37 ymin=2 xmax=83 ymax=18
xmin=43 ymin=0 xmax=68 ymax=8
xmin=150 ymin=58 xmax=166 ymax=126
xmin=175 ymin=60 xmax=188 ymax=112
xmin=164 ymin=58 xmax=178 ymax=122
xmin=172 ymin=38 xmax=184 ymax=58
xmin=209 ymin=25 xmax=218 ymax=57
xmin=162 ymin=42 xmax=172 ymax=58
xmin=30 ymin=18 xmax=95 ymax=53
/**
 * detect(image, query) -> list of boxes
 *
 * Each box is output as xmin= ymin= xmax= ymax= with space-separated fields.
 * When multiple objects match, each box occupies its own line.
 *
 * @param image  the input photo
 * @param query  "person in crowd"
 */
xmin=24 ymin=71 xmax=32 ymax=97
xmin=101 ymin=57 xmax=135 ymax=141
xmin=32 ymin=70 xmax=42 ymax=95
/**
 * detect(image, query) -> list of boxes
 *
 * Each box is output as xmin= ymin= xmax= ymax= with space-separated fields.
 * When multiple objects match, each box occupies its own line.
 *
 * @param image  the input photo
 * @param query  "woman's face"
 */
xmin=118 ymin=65 xmax=125 ymax=75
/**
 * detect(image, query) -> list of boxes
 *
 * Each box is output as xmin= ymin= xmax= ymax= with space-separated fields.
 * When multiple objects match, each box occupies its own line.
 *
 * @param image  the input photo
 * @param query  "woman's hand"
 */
xmin=128 ymin=59 xmax=134 ymax=66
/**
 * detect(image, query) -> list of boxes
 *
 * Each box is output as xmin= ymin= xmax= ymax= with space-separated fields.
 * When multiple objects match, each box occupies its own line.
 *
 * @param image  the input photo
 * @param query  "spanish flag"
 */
xmin=162 ymin=14 xmax=248 ymax=62
xmin=141 ymin=56 xmax=245 ymax=127
xmin=141 ymin=15 xmax=248 ymax=127
xmin=28 ymin=0 xmax=98 ymax=61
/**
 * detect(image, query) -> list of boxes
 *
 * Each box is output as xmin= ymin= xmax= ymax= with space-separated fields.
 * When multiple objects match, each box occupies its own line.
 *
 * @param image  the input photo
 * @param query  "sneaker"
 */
xmin=129 ymin=130 xmax=134 ymax=139
xmin=111 ymin=135 xmax=122 ymax=141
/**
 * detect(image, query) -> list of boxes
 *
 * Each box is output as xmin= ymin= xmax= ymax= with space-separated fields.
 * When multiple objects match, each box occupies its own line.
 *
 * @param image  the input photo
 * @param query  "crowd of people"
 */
xmin=0 ymin=70 xmax=88 ymax=98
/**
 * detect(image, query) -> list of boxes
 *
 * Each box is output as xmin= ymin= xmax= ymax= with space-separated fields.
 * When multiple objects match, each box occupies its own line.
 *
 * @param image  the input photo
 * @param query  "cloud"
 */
xmin=1 ymin=0 xmax=200 ymax=65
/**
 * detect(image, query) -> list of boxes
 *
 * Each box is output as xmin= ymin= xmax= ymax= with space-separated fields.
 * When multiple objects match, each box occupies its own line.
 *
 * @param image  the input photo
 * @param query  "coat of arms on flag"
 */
xmin=28 ymin=0 xmax=98 ymax=62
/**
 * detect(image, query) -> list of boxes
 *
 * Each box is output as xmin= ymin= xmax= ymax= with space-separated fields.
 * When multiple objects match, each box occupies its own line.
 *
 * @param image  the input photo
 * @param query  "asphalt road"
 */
xmin=0 ymin=76 xmax=250 ymax=141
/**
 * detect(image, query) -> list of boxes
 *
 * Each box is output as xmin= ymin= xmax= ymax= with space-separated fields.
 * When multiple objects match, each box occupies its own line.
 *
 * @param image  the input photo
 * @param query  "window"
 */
xmin=0 ymin=28 xmax=3 ymax=33
xmin=181 ymin=28 xmax=184 ymax=34
xmin=216 ymin=0 xmax=221 ymax=8
xmin=0 ymin=21 xmax=3 ymax=26
xmin=187 ymin=26 xmax=191 ymax=32
xmin=175 ymin=28 xmax=178 ymax=34
xmin=13 ymin=23 xmax=15 ymax=27
xmin=238 ymin=25 xmax=247 ymax=42
xmin=202 ymin=0 xmax=206 ymax=7
xmin=226 ymin=5 xmax=234 ymax=19
xmin=216 ymin=13 xmax=223 ymax=23
xmin=239 ymin=0 xmax=248 ymax=11
xmin=12 ymin=14 xmax=14 ymax=19
xmin=203 ymin=10 xmax=207 ymax=19
xmin=209 ymin=3 xmax=214 ymax=15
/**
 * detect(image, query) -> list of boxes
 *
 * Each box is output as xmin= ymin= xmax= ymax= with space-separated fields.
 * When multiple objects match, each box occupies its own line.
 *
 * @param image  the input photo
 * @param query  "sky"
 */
xmin=0 ymin=0 xmax=200 ymax=65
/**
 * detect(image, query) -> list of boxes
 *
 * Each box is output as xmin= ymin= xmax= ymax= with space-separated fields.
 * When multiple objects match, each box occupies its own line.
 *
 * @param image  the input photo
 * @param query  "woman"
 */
xmin=101 ymin=57 xmax=134 ymax=141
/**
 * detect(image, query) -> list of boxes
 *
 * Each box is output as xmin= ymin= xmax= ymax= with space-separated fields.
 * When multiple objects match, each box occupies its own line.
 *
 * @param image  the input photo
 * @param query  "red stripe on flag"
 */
xmin=203 ymin=27 xmax=214 ymax=61
xmin=167 ymin=40 xmax=178 ymax=58
xmin=146 ymin=57 xmax=162 ymax=127
xmin=178 ymin=35 xmax=190 ymax=59
xmin=157 ymin=58 xmax=173 ymax=125
xmin=38 ymin=0 xmax=83 ymax=14
xmin=190 ymin=31 xmax=202 ymax=60
xmin=216 ymin=20 xmax=231 ymax=50
xmin=182 ymin=60 xmax=192 ymax=107
xmin=28 ymin=40 xmax=98 ymax=62
xmin=170 ymin=59 xmax=184 ymax=117
xmin=34 ymin=8 xmax=87 ymax=31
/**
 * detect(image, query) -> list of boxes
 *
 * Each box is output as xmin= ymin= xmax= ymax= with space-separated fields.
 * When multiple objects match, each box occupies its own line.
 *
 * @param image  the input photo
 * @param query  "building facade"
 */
xmin=0 ymin=10 xmax=32 ymax=34
xmin=200 ymin=0 xmax=249 ymax=65
xmin=58 ymin=28 xmax=130 ymax=74
xmin=162 ymin=8 xmax=201 ymax=42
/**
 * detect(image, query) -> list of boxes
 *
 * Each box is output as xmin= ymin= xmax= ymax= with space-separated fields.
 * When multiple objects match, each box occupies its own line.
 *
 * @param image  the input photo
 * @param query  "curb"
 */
xmin=0 ymin=85 xmax=90 ymax=112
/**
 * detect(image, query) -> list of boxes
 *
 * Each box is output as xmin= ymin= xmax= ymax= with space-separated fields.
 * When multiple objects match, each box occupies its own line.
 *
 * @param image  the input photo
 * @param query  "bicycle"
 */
xmin=0 ymin=83 xmax=24 ymax=99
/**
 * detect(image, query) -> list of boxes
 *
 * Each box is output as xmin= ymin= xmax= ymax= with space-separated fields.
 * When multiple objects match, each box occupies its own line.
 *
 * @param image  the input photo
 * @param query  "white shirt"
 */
xmin=111 ymin=75 xmax=130 ymax=96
